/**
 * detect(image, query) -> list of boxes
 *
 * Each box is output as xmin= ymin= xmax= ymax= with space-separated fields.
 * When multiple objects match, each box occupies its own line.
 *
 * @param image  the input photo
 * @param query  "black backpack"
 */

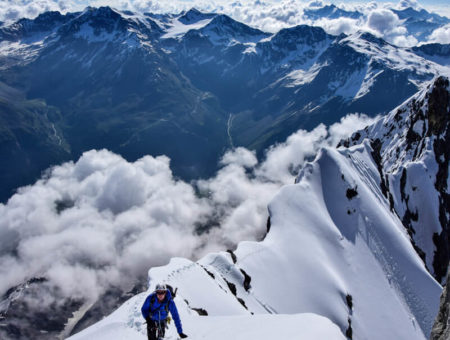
xmin=166 ymin=284 xmax=177 ymax=299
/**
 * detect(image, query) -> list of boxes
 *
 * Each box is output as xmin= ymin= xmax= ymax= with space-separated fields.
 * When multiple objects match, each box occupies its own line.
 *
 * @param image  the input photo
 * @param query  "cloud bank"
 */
xmin=1 ymin=1 xmax=450 ymax=46
xmin=0 ymin=113 xmax=377 ymax=306
xmin=428 ymin=24 xmax=450 ymax=44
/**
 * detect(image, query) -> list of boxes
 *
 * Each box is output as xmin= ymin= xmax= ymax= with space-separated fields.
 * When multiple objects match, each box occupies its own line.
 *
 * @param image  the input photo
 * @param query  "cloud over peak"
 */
xmin=1 ymin=1 xmax=449 ymax=46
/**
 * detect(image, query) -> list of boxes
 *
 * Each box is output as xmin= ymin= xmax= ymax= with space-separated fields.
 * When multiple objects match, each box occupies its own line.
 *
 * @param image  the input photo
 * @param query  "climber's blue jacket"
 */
xmin=141 ymin=290 xmax=183 ymax=334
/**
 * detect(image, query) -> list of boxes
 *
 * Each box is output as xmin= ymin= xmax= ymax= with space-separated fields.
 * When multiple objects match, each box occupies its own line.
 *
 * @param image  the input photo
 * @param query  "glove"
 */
xmin=145 ymin=317 xmax=151 ymax=324
xmin=179 ymin=333 xmax=188 ymax=338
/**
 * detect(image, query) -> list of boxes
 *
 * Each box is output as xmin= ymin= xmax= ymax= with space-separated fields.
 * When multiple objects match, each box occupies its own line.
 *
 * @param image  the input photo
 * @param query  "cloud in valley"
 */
xmin=0 ymin=113 xmax=377 ymax=306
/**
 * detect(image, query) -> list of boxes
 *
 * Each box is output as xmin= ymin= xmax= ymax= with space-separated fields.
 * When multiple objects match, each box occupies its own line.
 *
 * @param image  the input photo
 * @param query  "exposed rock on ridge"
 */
xmin=431 ymin=271 xmax=450 ymax=340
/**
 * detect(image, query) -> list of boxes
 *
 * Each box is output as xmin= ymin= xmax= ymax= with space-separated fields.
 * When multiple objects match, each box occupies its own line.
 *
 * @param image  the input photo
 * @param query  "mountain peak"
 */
xmin=303 ymin=3 xmax=362 ymax=20
xmin=82 ymin=6 xmax=121 ymax=18
xmin=199 ymin=13 xmax=268 ymax=41
xmin=0 ymin=10 xmax=75 ymax=41
xmin=357 ymin=31 xmax=390 ymax=46
xmin=179 ymin=8 xmax=215 ymax=24
xmin=32 ymin=11 xmax=65 ymax=24
xmin=271 ymin=24 xmax=330 ymax=46
xmin=56 ymin=6 xmax=132 ymax=38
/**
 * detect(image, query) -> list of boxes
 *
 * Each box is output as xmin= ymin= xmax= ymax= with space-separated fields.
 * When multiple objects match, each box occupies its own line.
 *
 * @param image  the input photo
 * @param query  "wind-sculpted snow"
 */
xmin=68 ymin=128 xmax=441 ymax=340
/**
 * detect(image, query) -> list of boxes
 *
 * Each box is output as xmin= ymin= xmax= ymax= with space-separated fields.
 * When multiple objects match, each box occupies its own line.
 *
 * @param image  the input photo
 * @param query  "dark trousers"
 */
xmin=146 ymin=319 xmax=166 ymax=340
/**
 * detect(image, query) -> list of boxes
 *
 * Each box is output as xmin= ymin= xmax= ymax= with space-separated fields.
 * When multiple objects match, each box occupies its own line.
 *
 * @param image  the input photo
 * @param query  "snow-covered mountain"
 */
xmin=0 ymin=7 xmax=449 ymax=339
xmin=1 ymin=6 xmax=450 ymax=203
xmin=67 ymin=77 xmax=448 ymax=340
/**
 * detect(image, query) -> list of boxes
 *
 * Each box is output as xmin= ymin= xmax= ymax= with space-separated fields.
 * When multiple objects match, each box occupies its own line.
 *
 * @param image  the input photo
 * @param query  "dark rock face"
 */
xmin=431 ymin=271 xmax=450 ymax=340
xmin=428 ymin=77 xmax=450 ymax=283
xmin=427 ymin=77 xmax=450 ymax=136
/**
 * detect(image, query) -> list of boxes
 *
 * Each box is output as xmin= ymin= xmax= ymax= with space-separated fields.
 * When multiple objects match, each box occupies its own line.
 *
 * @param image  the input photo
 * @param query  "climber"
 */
xmin=141 ymin=283 xmax=188 ymax=340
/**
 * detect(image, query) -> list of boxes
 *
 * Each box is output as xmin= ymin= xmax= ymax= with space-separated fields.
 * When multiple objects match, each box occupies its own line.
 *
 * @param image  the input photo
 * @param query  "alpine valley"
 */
xmin=1 ymin=5 xmax=450 ymax=202
xmin=0 ymin=4 xmax=449 ymax=340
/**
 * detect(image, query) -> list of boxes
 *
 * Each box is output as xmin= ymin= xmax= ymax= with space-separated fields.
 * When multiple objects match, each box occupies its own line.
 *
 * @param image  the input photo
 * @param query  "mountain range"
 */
xmin=0 ymin=6 xmax=449 ymax=202
xmin=0 ymin=5 xmax=449 ymax=340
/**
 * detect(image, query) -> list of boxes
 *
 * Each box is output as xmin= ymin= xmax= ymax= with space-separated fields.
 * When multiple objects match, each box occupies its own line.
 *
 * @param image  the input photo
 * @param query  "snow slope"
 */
xmin=69 ymin=80 xmax=445 ymax=340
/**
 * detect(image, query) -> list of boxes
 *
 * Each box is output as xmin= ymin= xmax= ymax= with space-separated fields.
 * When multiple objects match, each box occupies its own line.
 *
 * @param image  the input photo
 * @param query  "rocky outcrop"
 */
xmin=431 ymin=271 xmax=450 ymax=340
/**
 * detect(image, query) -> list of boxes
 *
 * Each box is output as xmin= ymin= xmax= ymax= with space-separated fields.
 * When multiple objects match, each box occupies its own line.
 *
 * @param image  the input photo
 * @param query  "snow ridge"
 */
xmin=68 ymin=79 xmax=446 ymax=340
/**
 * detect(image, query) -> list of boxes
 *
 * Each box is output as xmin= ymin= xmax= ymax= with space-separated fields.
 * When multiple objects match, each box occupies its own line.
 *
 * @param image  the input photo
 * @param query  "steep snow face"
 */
xmin=69 ymin=81 xmax=445 ymax=340
xmin=341 ymin=76 xmax=450 ymax=283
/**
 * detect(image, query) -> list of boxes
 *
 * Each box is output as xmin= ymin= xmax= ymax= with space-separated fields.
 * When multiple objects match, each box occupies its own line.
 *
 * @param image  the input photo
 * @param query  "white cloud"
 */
xmin=0 ymin=150 xmax=209 ymax=302
xmin=427 ymin=24 xmax=450 ymax=44
xmin=362 ymin=8 xmax=419 ymax=47
xmin=315 ymin=17 xmax=360 ymax=35
xmin=256 ymin=124 xmax=328 ymax=183
xmin=220 ymin=147 xmax=258 ymax=168
xmin=367 ymin=9 xmax=399 ymax=34
xmin=391 ymin=33 xmax=418 ymax=47
xmin=0 ymin=113 xmax=377 ymax=307
xmin=328 ymin=113 xmax=377 ymax=147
